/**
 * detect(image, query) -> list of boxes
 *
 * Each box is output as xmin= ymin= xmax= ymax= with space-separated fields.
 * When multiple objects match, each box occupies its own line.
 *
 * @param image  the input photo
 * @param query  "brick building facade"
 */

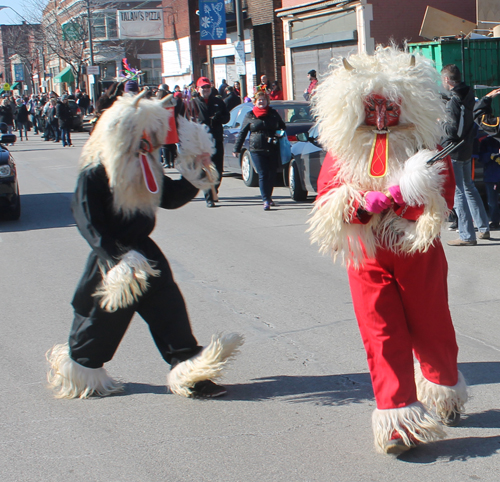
xmin=277 ymin=0 xmax=477 ymax=99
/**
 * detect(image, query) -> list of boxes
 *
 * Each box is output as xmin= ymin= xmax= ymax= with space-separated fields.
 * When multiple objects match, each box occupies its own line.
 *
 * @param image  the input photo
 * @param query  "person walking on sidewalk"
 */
xmin=441 ymin=64 xmax=490 ymax=246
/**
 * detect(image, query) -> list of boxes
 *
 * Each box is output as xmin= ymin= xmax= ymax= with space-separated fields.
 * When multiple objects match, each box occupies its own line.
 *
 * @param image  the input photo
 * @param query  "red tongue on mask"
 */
xmin=140 ymin=153 xmax=159 ymax=193
xmin=368 ymin=132 xmax=388 ymax=178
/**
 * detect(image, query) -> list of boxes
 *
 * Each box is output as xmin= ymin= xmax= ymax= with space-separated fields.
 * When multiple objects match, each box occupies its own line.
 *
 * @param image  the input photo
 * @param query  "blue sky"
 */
xmin=0 ymin=1 xmax=39 ymax=25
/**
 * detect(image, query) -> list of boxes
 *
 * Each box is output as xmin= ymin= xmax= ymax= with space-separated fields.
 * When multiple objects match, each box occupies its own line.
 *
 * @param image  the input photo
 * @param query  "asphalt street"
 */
xmin=1 ymin=132 xmax=500 ymax=482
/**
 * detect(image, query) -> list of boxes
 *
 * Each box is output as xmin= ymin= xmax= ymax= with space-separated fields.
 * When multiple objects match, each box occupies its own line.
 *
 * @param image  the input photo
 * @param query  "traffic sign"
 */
xmin=234 ymin=41 xmax=246 ymax=75
xmin=87 ymin=66 xmax=100 ymax=75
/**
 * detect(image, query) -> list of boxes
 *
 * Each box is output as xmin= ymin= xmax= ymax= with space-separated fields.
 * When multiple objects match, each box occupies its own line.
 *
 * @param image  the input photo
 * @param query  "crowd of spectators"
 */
xmin=0 ymin=89 xmax=90 ymax=146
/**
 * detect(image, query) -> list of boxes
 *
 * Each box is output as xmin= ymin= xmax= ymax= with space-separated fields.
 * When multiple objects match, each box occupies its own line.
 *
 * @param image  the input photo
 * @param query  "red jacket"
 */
xmin=270 ymin=90 xmax=283 ymax=101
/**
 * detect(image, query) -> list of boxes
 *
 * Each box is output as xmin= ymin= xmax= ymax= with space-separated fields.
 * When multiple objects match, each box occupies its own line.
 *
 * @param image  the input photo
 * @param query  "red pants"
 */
xmin=347 ymin=242 xmax=459 ymax=409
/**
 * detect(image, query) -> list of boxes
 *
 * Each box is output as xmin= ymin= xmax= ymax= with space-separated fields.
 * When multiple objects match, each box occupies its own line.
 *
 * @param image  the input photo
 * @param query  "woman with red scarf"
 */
xmin=233 ymin=89 xmax=286 ymax=210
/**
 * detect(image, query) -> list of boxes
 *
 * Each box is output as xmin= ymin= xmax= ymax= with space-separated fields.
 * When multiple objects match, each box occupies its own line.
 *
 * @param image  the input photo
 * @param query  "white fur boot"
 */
xmin=46 ymin=343 xmax=123 ymax=399
xmin=372 ymin=402 xmax=446 ymax=454
xmin=167 ymin=333 xmax=244 ymax=397
xmin=415 ymin=364 xmax=468 ymax=425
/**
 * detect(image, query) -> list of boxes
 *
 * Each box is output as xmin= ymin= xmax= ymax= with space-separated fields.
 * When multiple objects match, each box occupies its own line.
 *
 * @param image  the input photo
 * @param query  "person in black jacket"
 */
xmin=14 ymin=98 xmax=29 ymax=140
xmin=224 ymin=86 xmax=241 ymax=112
xmin=233 ymin=89 xmax=286 ymax=210
xmin=441 ymin=64 xmax=490 ymax=246
xmin=0 ymin=98 xmax=15 ymax=135
xmin=56 ymin=94 xmax=74 ymax=147
xmin=191 ymin=76 xmax=230 ymax=207
xmin=474 ymin=87 xmax=500 ymax=138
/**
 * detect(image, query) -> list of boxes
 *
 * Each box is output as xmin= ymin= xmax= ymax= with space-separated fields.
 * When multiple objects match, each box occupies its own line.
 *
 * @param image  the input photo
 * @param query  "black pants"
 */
xmin=205 ymin=140 xmax=224 ymax=202
xmin=69 ymin=257 xmax=200 ymax=369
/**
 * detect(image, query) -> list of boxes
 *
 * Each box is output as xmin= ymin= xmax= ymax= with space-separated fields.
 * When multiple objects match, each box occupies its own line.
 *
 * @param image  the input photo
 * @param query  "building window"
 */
xmin=92 ymin=13 xmax=106 ymax=39
xmin=140 ymin=59 xmax=162 ymax=85
xmin=107 ymin=13 xmax=117 ymax=38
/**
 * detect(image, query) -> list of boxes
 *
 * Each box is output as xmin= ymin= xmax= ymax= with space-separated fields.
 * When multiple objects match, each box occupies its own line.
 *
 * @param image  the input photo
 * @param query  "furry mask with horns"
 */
xmin=308 ymin=46 xmax=452 ymax=266
xmin=80 ymin=91 xmax=217 ymax=219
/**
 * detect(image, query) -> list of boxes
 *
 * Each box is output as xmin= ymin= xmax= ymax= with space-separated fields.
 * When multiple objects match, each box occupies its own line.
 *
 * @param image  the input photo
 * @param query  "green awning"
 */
xmin=10 ymin=82 xmax=20 ymax=90
xmin=54 ymin=66 xmax=75 ymax=84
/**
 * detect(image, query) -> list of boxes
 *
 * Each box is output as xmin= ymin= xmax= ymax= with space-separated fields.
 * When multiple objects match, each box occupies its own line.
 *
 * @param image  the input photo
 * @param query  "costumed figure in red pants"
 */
xmin=46 ymin=89 xmax=243 ymax=399
xmin=308 ymin=47 xmax=467 ymax=455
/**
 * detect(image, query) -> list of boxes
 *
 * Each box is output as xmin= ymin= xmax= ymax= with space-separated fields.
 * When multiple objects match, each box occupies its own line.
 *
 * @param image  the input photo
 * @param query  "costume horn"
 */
xmin=342 ymin=58 xmax=355 ymax=71
xmin=160 ymin=93 xmax=176 ymax=107
xmin=132 ymin=87 xmax=149 ymax=108
xmin=410 ymin=55 xmax=416 ymax=67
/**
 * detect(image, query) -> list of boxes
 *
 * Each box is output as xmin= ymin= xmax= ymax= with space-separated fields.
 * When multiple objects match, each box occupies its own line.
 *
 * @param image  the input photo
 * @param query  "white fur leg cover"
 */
xmin=308 ymin=184 xmax=374 ymax=267
xmin=46 ymin=343 xmax=123 ymax=399
xmin=167 ymin=333 xmax=244 ymax=397
xmin=175 ymin=117 xmax=219 ymax=190
xmin=372 ymin=402 xmax=446 ymax=454
xmin=94 ymin=250 xmax=161 ymax=312
xmin=415 ymin=364 xmax=468 ymax=421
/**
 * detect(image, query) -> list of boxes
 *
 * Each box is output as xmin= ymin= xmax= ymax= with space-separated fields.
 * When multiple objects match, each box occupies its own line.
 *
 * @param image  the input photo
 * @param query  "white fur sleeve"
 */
xmin=94 ymin=250 xmax=160 ymax=312
xmin=175 ymin=117 xmax=219 ymax=190
xmin=397 ymin=149 xmax=446 ymax=207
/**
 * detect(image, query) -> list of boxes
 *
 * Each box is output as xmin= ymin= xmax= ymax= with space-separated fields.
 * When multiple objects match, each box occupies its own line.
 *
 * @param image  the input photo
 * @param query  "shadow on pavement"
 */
xmin=459 ymin=361 xmax=500 ymax=385
xmin=223 ymin=373 xmax=373 ymax=405
xmin=398 ymin=435 xmax=500 ymax=463
xmin=0 ymin=192 xmax=75 ymax=232
xmin=460 ymin=409 xmax=500 ymax=429
xmin=122 ymin=382 xmax=168 ymax=395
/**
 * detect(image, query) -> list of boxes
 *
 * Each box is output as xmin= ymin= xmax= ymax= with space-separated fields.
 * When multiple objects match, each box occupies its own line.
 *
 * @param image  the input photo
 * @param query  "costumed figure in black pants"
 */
xmin=46 ymin=90 xmax=243 ymax=399
xmin=233 ymin=88 xmax=286 ymax=210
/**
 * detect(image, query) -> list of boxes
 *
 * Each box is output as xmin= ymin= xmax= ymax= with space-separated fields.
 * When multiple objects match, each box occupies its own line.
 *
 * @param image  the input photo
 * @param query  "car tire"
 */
xmin=289 ymin=159 xmax=308 ymax=201
xmin=241 ymin=150 xmax=258 ymax=187
xmin=6 ymin=189 xmax=21 ymax=220
xmin=282 ymin=163 xmax=290 ymax=187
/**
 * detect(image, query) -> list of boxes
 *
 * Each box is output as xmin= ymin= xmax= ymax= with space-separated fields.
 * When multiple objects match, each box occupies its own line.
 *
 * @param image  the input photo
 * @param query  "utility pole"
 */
xmin=235 ymin=0 xmax=246 ymax=100
xmin=86 ymin=0 xmax=97 ymax=105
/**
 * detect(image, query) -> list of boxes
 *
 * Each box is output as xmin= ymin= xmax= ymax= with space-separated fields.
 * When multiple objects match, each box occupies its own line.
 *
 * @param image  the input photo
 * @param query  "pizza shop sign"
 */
xmin=117 ymin=9 xmax=164 ymax=39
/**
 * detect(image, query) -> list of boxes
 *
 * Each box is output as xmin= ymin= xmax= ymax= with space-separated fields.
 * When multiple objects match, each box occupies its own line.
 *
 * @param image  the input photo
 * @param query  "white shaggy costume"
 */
xmin=309 ymin=47 xmax=467 ymax=454
xmin=47 ymin=91 xmax=243 ymax=399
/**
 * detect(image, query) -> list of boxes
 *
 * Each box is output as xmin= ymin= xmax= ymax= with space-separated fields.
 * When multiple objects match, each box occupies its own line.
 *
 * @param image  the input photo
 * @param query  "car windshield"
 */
xmin=274 ymin=105 xmax=312 ymax=124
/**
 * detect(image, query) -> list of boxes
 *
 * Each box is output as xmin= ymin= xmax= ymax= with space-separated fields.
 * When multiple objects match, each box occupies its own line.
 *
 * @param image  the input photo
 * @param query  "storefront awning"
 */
xmin=10 ymin=82 xmax=20 ymax=91
xmin=54 ymin=66 xmax=75 ymax=84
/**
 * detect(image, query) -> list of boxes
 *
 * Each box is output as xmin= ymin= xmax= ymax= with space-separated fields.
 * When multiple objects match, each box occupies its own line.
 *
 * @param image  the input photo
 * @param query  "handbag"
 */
xmin=276 ymin=130 xmax=291 ymax=165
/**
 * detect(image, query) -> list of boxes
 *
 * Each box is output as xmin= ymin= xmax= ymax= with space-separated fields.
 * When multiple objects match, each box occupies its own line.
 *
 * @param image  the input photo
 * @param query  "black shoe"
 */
xmin=206 ymin=200 xmax=215 ymax=208
xmin=190 ymin=380 xmax=227 ymax=398
xmin=489 ymin=222 xmax=499 ymax=230
xmin=448 ymin=222 xmax=458 ymax=231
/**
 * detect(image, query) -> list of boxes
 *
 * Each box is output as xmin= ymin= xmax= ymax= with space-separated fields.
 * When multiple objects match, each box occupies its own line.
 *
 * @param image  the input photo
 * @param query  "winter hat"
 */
xmin=124 ymin=80 xmax=139 ymax=93
xmin=196 ymin=77 xmax=211 ymax=88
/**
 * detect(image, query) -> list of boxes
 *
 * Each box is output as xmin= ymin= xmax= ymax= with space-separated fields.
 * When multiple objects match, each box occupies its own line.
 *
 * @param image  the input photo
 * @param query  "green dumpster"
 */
xmin=409 ymin=38 xmax=500 ymax=111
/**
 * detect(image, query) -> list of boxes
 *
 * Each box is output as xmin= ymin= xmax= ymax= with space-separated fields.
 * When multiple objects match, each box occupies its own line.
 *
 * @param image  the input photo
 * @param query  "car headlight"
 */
xmin=0 ymin=165 xmax=12 ymax=177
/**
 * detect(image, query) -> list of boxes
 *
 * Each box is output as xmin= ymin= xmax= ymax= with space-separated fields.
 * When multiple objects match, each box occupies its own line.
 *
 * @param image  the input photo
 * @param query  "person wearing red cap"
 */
xmin=190 ymin=77 xmax=230 ymax=207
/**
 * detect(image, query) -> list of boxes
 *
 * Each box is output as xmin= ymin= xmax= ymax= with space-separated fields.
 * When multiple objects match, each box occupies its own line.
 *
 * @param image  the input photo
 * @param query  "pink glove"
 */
xmin=387 ymin=185 xmax=405 ymax=206
xmin=364 ymin=191 xmax=392 ymax=213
